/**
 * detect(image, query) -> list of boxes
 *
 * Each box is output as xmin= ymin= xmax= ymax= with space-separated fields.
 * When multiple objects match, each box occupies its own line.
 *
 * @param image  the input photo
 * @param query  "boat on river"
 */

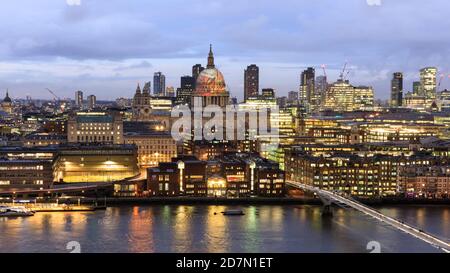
xmin=0 ymin=206 xmax=35 ymax=217
xmin=221 ymin=209 xmax=245 ymax=216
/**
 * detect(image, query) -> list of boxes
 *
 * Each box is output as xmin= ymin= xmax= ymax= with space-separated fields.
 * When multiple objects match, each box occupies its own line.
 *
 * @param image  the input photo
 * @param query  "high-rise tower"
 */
xmin=300 ymin=67 xmax=315 ymax=110
xmin=153 ymin=72 xmax=166 ymax=96
xmin=420 ymin=67 xmax=437 ymax=99
xmin=391 ymin=72 xmax=403 ymax=107
xmin=244 ymin=64 xmax=259 ymax=102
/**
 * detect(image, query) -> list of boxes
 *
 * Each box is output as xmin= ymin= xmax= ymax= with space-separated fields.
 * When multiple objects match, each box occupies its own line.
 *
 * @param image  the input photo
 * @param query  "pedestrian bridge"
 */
xmin=286 ymin=180 xmax=450 ymax=253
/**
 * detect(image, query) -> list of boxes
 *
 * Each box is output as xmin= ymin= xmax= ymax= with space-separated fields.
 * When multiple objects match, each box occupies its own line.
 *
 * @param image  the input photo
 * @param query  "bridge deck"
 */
xmin=287 ymin=181 xmax=450 ymax=253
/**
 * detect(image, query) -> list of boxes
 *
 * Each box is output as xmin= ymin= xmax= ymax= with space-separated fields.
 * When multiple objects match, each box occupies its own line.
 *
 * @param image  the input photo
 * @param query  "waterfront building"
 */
xmin=53 ymin=144 xmax=139 ymax=183
xmin=244 ymin=64 xmax=259 ymax=101
xmin=398 ymin=166 xmax=450 ymax=199
xmin=174 ymin=156 xmax=208 ymax=196
xmin=67 ymin=111 xmax=123 ymax=144
xmin=146 ymin=153 xmax=285 ymax=197
xmin=285 ymin=149 xmax=449 ymax=197
xmin=124 ymin=131 xmax=177 ymax=170
xmin=391 ymin=72 xmax=403 ymax=107
xmin=147 ymin=162 xmax=180 ymax=196
xmin=153 ymin=72 xmax=166 ymax=96
xmin=0 ymin=159 xmax=53 ymax=192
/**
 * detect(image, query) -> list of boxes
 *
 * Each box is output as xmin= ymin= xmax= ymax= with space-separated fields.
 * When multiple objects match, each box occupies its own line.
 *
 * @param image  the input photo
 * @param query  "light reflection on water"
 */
xmin=0 ymin=205 xmax=448 ymax=253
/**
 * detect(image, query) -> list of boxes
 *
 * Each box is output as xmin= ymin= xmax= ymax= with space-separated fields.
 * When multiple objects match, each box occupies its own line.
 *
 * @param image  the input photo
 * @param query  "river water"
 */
xmin=0 ymin=205 xmax=448 ymax=253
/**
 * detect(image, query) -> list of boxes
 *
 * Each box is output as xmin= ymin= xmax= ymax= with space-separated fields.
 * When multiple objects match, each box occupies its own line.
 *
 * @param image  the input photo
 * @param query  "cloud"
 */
xmin=1 ymin=0 xmax=450 ymax=100
xmin=113 ymin=61 xmax=153 ymax=71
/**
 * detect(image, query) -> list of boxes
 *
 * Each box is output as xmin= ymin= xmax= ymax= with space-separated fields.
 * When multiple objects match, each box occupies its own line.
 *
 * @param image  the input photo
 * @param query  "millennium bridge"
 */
xmin=287 ymin=180 xmax=450 ymax=253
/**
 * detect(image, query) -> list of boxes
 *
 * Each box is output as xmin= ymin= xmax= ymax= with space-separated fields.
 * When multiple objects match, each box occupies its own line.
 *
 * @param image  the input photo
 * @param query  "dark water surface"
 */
xmin=0 ymin=205 xmax=448 ymax=253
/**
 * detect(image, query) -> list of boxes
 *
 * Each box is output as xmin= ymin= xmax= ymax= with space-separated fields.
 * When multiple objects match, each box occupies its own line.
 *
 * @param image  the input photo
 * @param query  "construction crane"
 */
xmin=321 ymin=64 xmax=327 ymax=78
xmin=46 ymin=88 xmax=61 ymax=101
xmin=343 ymin=69 xmax=351 ymax=81
xmin=339 ymin=61 xmax=348 ymax=81
xmin=437 ymin=74 xmax=445 ymax=92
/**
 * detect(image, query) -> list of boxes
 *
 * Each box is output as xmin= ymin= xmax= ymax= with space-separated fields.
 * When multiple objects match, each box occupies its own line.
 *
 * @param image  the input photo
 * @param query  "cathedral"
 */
xmin=132 ymin=82 xmax=152 ymax=120
xmin=1 ymin=90 xmax=13 ymax=114
xmin=192 ymin=44 xmax=230 ymax=108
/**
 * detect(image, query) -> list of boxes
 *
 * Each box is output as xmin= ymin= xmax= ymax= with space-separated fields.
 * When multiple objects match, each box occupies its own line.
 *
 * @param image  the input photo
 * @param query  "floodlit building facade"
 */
xmin=67 ymin=111 xmax=123 ymax=144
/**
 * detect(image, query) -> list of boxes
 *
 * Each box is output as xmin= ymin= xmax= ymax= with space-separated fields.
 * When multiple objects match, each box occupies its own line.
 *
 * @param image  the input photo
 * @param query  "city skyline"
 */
xmin=1 ymin=0 xmax=450 ymax=100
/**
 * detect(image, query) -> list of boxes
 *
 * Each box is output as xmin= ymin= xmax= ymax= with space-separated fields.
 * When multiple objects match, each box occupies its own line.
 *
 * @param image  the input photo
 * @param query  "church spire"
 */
xmin=207 ymin=44 xmax=215 ymax=69
xmin=135 ymin=83 xmax=141 ymax=94
xmin=3 ymin=89 xmax=12 ymax=103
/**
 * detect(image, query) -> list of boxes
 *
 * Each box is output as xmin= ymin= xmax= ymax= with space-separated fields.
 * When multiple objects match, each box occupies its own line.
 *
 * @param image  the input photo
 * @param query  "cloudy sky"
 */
xmin=1 ymin=0 xmax=449 ymax=101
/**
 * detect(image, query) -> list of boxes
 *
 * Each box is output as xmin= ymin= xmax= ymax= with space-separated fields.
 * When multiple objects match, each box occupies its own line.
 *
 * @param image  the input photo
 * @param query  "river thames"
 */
xmin=0 ymin=205 xmax=448 ymax=253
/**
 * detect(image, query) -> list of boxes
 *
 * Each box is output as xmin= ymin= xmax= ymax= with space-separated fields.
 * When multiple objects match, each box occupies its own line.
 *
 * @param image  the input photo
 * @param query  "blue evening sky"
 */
xmin=0 ymin=0 xmax=449 ymax=101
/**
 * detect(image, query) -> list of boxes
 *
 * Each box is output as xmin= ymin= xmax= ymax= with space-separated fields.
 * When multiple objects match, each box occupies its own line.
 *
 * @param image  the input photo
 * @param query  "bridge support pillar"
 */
xmin=318 ymin=194 xmax=333 ymax=217
xmin=321 ymin=204 xmax=333 ymax=217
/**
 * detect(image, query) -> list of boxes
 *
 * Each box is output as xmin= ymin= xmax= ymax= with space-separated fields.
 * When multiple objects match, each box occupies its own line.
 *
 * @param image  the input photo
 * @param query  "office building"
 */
xmin=413 ymin=81 xmax=421 ymax=95
xmin=166 ymin=86 xmax=175 ymax=97
xmin=244 ymin=64 xmax=259 ymax=101
xmin=299 ymin=67 xmax=315 ymax=109
xmin=153 ymin=72 xmax=166 ymax=96
xmin=262 ymin=88 xmax=275 ymax=99
xmin=391 ymin=72 xmax=403 ymax=107
xmin=124 ymin=131 xmax=177 ymax=169
xmin=398 ymin=166 xmax=450 ymax=199
xmin=420 ymin=67 xmax=437 ymax=99
xmin=176 ymin=76 xmax=196 ymax=105
xmin=147 ymin=162 xmax=180 ymax=196
xmin=192 ymin=64 xmax=205 ymax=80
xmin=75 ymin=90 xmax=83 ymax=108
xmin=53 ymin=145 xmax=139 ymax=183
xmin=287 ymin=91 xmax=298 ymax=103
xmin=314 ymin=75 xmax=327 ymax=109
xmin=146 ymin=153 xmax=285 ymax=197
xmin=67 ymin=111 xmax=124 ymax=144
xmin=0 ymin=159 xmax=53 ymax=191
xmin=324 ymin=80 xmax=374 ymax=111
xmin=87 ymin=95 xmax=96 ymax=110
